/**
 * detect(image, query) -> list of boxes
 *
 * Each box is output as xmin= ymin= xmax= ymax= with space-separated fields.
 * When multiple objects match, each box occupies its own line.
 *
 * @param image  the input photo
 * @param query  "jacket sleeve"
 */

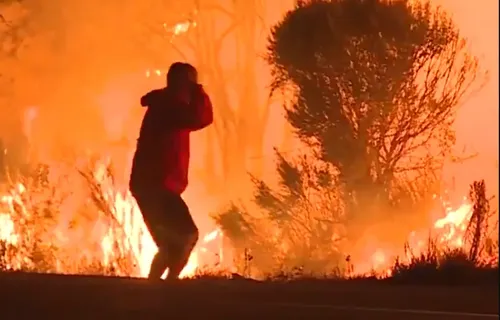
xmin=140 ymin=89 xmax=162 ymax=107
xmin=165 ymin=85 xmax=214 ymax=131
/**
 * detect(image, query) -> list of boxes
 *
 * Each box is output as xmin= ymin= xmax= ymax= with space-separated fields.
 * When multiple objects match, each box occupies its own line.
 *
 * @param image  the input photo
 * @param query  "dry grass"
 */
xmin=0 ymin=160 xmax=139 ymax=276
xmin=213 ymin=153 xmax=347 ymax=278
xmin=1 ymin=157 xmax=498 ymax=286
xmin=388 ymin=180 xmax=498 ymax=285
xmin=213 ymin=179 xmax=498 ymax=284
xmin=390 ymin=246 xmax=498 ymax=285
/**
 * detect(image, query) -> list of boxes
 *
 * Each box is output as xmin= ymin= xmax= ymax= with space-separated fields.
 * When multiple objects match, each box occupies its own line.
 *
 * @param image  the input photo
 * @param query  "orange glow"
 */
xmin=0 ymin=167 xmax=225 ymax=278
xmin=0 ymin=1 xmax=497 ymax=278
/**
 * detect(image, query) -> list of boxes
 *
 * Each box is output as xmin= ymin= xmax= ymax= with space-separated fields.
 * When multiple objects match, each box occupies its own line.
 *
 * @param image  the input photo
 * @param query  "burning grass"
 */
xmin=0 ymin=161 xmax=138 ymax=275
xmin=0 ymin=159 xmax=498 ymax=285
xmin=388 ymin=181 xmax=499 ymax=285
xmin=214 ymin=175 xmax=499 ymax=283
xmin=0 ymin=159 xmax=226 ymax=278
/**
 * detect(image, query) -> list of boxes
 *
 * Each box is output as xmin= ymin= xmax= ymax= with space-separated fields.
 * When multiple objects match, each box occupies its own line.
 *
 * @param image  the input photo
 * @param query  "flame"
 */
xmin=0 ymin=14 xmax=493 ymax=277
xmin=0 ymin=212 xmax=16 ymax=244
xmin=163 ymin=16 xmax=197 ymax=42
xmin=0 ymin=168 xmax=481 ymax=278
xmin=0 ymin=164 xmax=224 ymax=278
xmin=144 ymin=17 xmax=197 ymax=78
xmin=351 ymin=195 xmax=478 ymax=276
xmin=1 ymin=158 xmax=497 ymax=279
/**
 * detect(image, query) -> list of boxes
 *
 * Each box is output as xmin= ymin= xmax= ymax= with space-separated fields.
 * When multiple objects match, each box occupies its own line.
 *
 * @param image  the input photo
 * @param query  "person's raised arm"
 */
xmin=140 ymin=89 xmax=163 ymax=107
xmin=164 ymin=85 xmax=213 ymax=131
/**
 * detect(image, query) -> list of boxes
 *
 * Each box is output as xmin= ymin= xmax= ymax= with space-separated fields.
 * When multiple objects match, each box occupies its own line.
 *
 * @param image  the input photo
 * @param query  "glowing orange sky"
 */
xmin=2 ymin=0 xmax=496 ymax=199
xmin=433 ymin=0 xmax=498 ymax=195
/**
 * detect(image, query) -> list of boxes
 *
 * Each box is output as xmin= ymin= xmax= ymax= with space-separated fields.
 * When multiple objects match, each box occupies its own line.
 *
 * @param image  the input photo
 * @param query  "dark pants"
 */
xmin=132 ymin=189 xmax=199 ymax=280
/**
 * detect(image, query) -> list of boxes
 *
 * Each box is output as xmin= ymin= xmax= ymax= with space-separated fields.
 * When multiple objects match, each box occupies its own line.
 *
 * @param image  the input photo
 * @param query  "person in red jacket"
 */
xmin=129 ymin=62 xmax=213 ymax=280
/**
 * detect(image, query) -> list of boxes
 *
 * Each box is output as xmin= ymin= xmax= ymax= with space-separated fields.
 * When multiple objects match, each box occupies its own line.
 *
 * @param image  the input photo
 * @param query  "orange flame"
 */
xmin=351 ymin=195 xmax=477 ymax=276
xmin=0 ymin=164 xmax=223 ymax=278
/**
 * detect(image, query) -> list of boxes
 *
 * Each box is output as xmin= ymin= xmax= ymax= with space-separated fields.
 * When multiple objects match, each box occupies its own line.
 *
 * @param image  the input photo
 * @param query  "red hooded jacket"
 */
xmin=129 ymin=85 xmax=213 ymax=195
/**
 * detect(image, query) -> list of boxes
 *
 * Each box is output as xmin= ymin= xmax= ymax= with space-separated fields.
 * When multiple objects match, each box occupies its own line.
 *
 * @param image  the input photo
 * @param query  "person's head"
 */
xmin=166 ymin=62 xmax=198 ymax=89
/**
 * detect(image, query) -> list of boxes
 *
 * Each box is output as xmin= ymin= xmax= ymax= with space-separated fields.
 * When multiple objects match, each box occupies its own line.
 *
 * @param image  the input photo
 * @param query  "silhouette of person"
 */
xmin=129 ymin=62 xmax=213 ymax=280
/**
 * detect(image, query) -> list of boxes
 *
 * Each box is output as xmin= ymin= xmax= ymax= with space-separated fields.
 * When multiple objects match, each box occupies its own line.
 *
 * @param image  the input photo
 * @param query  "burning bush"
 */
xmin=214 ymin=153 xmax=499 ymax=279
xmin=0 ymin=160 xmax=141 ymax=275
xmin=211 ymin=0 xmax=497 ymax=281
xmin=214 ymin=152 xmax=346 ymax=277
xmin=390 ymin=180 xmax=498 ymax=284
xmin=1 ymin=157 xmax=226 ymax=278
xmin=213 ymin=148 xmax=436 ymax=277
xmin=0 ymin=155 xmax=497 ymax=282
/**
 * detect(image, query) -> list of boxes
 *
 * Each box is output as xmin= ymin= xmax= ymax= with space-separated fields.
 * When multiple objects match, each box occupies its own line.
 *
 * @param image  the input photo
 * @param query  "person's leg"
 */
xmin=165 ymin=230 xmax=198 ymax=280
xmin=148 ymin=247 xmax=169 ymax=280
xmin=148 ymin=254 xmax=167 ymax=279
xmin=162 ymin=192 xmax=199 ymax=280
xmin=132 ymin=190 xmax=171 ymax=280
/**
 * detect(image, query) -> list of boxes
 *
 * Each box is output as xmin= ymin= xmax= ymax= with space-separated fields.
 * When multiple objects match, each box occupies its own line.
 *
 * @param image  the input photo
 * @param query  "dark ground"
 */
xmin=0 ymin=272 xmax=497 ymax=319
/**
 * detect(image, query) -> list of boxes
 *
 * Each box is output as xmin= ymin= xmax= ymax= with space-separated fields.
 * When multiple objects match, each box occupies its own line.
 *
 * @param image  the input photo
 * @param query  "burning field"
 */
xmin=0 ymin=160 xmax=226 ymax=278
xmin=0 ymin=160 xmax=497 ymax=280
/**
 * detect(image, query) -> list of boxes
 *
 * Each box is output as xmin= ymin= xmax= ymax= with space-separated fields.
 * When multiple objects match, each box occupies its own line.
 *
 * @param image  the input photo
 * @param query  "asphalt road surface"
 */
xmin=0 ymin=272 xmax=497 ymax=319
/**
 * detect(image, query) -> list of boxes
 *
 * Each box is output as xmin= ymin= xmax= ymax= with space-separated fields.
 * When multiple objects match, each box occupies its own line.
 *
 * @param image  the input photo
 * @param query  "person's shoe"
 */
xmin=147 ymin=274 xmax=165 ymax=282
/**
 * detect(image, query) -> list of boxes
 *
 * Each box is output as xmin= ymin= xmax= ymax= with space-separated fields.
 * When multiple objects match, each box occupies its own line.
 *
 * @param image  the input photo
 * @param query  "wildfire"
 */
xmin=144 ymin=15 xmax=197 ymax=78
xmin=351 ymin=195 xmax=476 ymax=276
xmin=0 ymin=163 xmax=483 ymax=279
xmin=50 ymin=16 xmax=207 ymax=278
xmin=163 ymin=15 xmax=197 ymax=42
xmin=0 ymin=12 xmax=492 ymax=280
xmin=0 ymin=164 xmax=224 ymax=278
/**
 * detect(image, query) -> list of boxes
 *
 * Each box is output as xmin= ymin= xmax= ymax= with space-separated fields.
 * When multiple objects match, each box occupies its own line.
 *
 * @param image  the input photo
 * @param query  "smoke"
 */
xmin=1 ymin=0 xmax=497 ymax=230
xmin=436 ymin=0 xmax=499 ymax=200
xmin=0 ymin=0 xmax=193 ymax=163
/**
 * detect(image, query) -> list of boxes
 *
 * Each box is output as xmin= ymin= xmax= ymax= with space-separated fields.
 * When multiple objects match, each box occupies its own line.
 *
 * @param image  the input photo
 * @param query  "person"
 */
xmin=129 ymin=62 xmax=213 ymax=280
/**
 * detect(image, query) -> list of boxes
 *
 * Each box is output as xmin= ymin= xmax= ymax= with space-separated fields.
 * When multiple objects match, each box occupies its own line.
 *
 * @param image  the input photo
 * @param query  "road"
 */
xmin=0 ymin=272 xmax=497 ymax=319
